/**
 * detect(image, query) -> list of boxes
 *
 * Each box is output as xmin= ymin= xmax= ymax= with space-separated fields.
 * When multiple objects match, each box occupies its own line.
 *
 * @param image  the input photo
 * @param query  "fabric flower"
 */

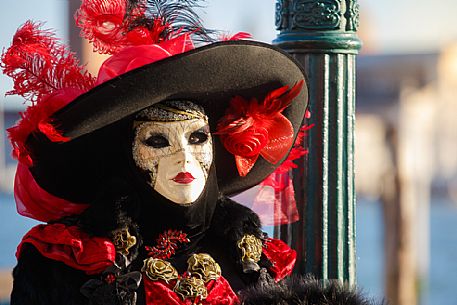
xmin=142 ymin=258 xmax=178 ymax=283
xmin=174 ymin=277 xmax=208 ymax=301
xmin=143 ymin=274 xmax=239 ymax=305
xmin=187 ymin=253 xmax=221 ymax=282
xmin=221 ymin=127 xmax=268 ymax=158
xmin=216 ymin=80 xmax=304 ymax=176
xmin=237 ymin=235 xmax=263 ymax=263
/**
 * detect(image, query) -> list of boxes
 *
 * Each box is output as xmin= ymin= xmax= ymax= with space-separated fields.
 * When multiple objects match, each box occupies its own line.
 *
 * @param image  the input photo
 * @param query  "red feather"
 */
xmin=220 ymin=32 xmax=252 ymax=41
xmin=76 ymin=0 xmax=173 ymax=54
xmin=1 ymin=21 xmax=95 ymax=104
xmin=75 ymin=0 xmax=128 ymax=54
xmin=6 ymin=89 xmax=82 ymax=165
xmin=261 ymin=80 xmax=304 ymax=115
xmin=1 ymin=21 xmax=95 ymax=164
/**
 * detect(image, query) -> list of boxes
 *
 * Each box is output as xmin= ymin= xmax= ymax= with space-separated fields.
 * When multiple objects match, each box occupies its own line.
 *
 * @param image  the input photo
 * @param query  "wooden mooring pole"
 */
xmin=273 ymin=0 xmax=361 ymax=285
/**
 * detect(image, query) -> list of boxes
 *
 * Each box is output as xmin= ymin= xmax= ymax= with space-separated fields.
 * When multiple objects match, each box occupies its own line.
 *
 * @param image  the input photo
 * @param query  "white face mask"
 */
xmin=132 ymin=118 xmax=213 ymax=205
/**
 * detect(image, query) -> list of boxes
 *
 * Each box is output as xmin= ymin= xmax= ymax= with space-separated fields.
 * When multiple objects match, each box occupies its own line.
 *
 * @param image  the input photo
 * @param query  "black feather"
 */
xmin=126 ymin=0 xmax=216 ymax=43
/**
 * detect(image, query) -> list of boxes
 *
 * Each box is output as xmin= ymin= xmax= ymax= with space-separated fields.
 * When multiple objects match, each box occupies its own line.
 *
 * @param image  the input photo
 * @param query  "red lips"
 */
xmin=172 ymin=172 xmax=195 ymax=184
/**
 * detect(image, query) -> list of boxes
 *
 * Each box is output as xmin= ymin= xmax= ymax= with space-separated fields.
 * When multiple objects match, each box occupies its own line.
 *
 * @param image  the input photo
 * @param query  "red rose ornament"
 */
xmin=216 ymin=80 xmax=304 ymax=176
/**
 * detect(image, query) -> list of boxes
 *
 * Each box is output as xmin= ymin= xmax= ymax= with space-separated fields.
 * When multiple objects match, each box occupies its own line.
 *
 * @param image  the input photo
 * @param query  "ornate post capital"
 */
xmin=274 ymin=0 xmax=361 ymax=53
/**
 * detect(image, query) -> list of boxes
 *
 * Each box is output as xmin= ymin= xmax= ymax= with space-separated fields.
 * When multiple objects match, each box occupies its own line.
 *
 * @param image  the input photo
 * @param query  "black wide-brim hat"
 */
xmin=27 ymin=40 xmax=308 ymax=203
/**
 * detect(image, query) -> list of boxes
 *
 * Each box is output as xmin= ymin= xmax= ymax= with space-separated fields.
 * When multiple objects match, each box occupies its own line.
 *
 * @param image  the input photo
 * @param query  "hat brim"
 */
xmin=30 ymin=40 xmax=308 ymax=200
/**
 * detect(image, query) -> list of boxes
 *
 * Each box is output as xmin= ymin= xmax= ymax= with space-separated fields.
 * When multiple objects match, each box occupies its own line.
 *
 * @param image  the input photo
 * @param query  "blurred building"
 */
xmin=355 ymin=43 xmax=457 ymax=305
xmin=0 ymin=110 xmax=19 ymax=193
xmin=356 ymin=45 xmax=457 ymax=201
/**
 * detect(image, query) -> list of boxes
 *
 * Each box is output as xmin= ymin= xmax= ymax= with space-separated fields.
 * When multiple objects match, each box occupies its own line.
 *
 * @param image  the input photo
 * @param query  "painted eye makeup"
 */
xmin=188 ymin=131 xmax=208 ymax=145
xmin=144 ymin=134 xmax=170 ymax=148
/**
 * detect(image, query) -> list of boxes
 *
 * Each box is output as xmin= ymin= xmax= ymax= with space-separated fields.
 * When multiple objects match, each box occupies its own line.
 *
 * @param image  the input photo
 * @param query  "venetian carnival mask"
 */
xmin=132 ymin=101 xmax=213 ymax=205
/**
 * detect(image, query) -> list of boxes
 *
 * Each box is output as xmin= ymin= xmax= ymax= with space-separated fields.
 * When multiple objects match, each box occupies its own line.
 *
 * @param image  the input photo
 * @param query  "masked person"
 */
xmin=3 ymin=1 xmax=383 ymax=305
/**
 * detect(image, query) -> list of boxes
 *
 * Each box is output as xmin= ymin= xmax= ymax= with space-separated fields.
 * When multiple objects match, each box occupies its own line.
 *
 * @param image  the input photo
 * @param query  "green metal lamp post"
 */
xmin=273 ymin=0 xmax=361 ymax=285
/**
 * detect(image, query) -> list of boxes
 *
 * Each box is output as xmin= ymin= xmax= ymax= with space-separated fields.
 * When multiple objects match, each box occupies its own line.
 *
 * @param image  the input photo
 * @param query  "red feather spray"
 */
xmin=1 ymin=21 xmax=96 ymax=165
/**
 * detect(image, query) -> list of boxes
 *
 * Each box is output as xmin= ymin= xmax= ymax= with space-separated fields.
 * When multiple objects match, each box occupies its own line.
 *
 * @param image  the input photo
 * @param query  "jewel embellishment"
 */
xmin=145 ymin=229 xmax=190 ymax=260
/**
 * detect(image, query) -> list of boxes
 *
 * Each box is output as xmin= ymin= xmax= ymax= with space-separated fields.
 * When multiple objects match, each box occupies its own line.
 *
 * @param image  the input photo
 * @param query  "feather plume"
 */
xmin=1 ymin=21 xmax=95 ymax=104
xmin=262 ymin=80 xmax=304 ymax=115
xmin=1 ymin=21 xmax=96 ymax=164
xmin=77 ymin=0 xmax=215 ymax=53
xmin=219 ymin=32 xmax=252 ymax=41
xmin=75 ymin=0 xmax=130 ymax=54
xmin=128 ymin=0 xmax=215 ymax=42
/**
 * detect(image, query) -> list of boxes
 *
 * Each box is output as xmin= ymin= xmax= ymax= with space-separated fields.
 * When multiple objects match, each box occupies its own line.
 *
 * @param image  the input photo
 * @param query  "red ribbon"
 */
xmin=17 ymin=224 xmax=116 ymax=275
xmin=14 ymin=163 xmax=89 ymax=222
xmin=96 ymin=34 xmax=194 ymax=84
xmin=252 ymin=172 xmax=300 ymax=226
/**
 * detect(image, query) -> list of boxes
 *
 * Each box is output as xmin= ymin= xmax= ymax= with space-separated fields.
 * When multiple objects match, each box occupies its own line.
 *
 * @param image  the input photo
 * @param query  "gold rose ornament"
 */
xmin=238 ymin=234 xmax=262 ymax=263
xmin=187 ymin=253 xmax=221 ymax=282
xmin=142 ymin=258 xmax=178 ymax=283
xmin=174 ymin=277 xmax=208 ymax=301
xmin=112 ymin=228 xmax=137 ymax=255
xmin=237 ymin=234 xmax=263 ymax=272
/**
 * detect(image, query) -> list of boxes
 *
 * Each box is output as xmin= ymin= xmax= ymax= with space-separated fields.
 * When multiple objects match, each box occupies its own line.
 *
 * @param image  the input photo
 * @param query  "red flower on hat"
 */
xmin=220 ymin=124 xmax=268 ymax=159
xmin=216 ymin=80 xmax=304 ymax=177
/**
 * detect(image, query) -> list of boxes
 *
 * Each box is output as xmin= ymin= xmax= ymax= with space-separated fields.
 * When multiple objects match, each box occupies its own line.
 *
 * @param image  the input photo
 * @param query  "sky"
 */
xmin=0 ymin=0 xmax=456 ymax=109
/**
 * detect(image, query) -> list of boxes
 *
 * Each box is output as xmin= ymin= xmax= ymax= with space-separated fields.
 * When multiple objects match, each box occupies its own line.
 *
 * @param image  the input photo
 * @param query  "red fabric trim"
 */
xmin=263 ymin=238 xmax=296 ymax=281
xmin=144 ymin=275 xmax=239 ymax=305
xmin=14 ymin=163 xmax=89 ymax=222
xmin=16 ymin=224 xmax=116 ymax=275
